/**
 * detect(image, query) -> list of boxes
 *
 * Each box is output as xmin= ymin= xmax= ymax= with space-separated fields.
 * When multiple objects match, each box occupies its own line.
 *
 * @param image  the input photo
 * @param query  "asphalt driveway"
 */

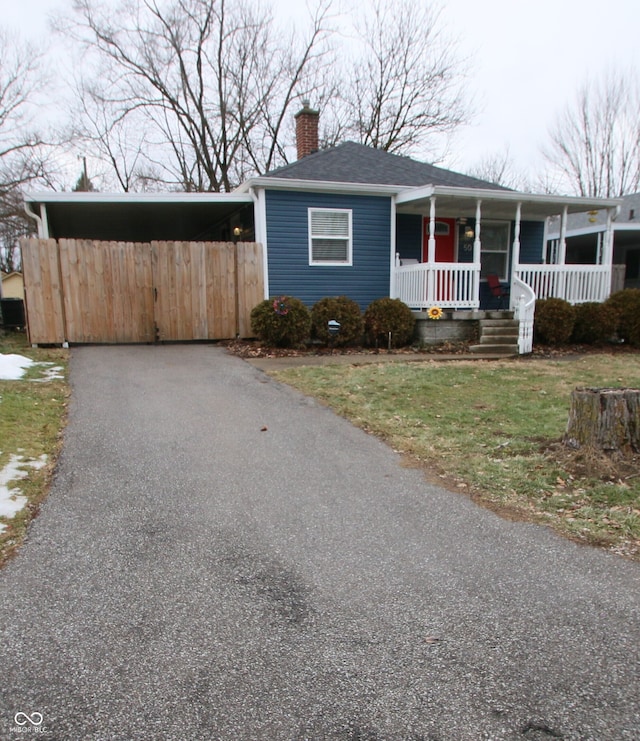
xmin=0 ymin=345 xmax=638 ymax=740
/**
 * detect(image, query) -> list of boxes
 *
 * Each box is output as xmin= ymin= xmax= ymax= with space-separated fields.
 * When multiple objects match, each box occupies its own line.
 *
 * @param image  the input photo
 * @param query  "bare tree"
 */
xmin=330 ymin=0 xmax=470 ymax=159
xmin=62 ymin=0 xmax=334 ymax=192
xmin=467 ymin=148 xmax=531 ymax=191
xmin=0 ymin=30 xmax=55 ymax=271
xmin=543 ymin=68 xmax=640 ymax=197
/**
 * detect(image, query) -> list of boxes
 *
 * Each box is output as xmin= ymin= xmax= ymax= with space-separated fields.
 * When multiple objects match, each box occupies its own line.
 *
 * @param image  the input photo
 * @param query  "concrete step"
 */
xmin=469 ymin=343 xmax=518 ymax=355
xmin=478 ymin=334 xmax=519 ymax=344
xmin=481 ymin=325 xmax=519 ymax=337
xmin=480 ymin=319 xmax=519 ymax=329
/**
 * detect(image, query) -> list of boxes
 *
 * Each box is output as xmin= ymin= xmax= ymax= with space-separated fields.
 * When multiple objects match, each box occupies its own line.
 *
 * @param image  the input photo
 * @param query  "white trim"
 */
xmin=308 ymin=207 xmax=353 ymax=266
xmin=23 ymin=191 xmax=254 ymax=205
xmin=237 ymin=177 xmax=400 ymax=197
xmin=397 ymin=184 xmax=621 ymax=212
xmin=390 ymin=196 xmax=397 ymax=298
xmin=480 ymin=219 xmax=510 ymax=282
xmin=252 ymin=188 xmax=270 ymax=299
xmin=396 ymin=184 xmax=435 ymax=205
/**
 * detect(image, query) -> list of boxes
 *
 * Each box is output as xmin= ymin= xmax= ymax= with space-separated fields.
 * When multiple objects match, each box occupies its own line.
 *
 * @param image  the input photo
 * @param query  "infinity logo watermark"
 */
xmin=14 ymin=713 xmax=43 ymax=726
xmin=10 ymin=712 xmax=46 ymax=734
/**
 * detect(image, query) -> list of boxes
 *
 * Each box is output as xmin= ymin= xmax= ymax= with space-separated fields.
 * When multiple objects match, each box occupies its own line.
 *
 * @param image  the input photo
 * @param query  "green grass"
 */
xmin=0 ymin=332 xmax=69 ymax=565
xmin=272 ymin=355 xmax=640 ymax=559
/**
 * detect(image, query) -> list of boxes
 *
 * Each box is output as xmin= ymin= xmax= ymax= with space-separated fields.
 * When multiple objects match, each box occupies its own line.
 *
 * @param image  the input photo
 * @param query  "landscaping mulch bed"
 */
xmin=224 ymin=339 xmax=477 ymax=359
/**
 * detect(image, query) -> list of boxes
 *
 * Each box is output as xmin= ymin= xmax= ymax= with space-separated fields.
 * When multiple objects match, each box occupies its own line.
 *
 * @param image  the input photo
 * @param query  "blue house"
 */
xmin=23 ymin=103 xmax=621 ymax=351
xmin=237 ymin=104 xmax=621 ymax=350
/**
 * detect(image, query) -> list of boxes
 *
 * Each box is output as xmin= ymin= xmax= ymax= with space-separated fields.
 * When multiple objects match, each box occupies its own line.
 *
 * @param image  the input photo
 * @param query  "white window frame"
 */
xmin=480 ymin=220 xmax=510 ymax=281
xmin=308 ymin=208 xmax=353 ymax=266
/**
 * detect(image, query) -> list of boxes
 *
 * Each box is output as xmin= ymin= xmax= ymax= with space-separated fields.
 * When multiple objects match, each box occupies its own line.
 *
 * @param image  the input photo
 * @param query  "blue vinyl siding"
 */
xmin=396 ymin=214 xmax=422 ymax=262
xmin=518 ymin=221 xmax=545 ymax=264
xmin=265 ymin=190 xmax=391 ymax=309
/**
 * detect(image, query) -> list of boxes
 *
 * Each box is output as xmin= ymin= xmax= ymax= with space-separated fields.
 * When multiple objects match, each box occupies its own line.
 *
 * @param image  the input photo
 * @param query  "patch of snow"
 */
xmin=0 ymin=354 xmax=64 ymax=382
xmin=0 ymin=454 xmax=48 ymax=533
xmin=0 ymin=354 xmax=36 ymax=380
xmin=32 ymin=365 xmax=64 ymax=382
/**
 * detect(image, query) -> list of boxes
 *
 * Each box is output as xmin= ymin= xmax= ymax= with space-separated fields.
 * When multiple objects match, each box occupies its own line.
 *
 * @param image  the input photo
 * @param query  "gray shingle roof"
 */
xmin=264 ymin=141 xmax=509 ymax=190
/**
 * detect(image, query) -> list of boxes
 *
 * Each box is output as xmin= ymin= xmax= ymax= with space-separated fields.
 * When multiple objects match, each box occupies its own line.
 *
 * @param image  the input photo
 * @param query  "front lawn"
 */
xmin=271 ymin=355 xmax=640 ymax=558
xmin=0 ymin=332 xmax=69 ymax=566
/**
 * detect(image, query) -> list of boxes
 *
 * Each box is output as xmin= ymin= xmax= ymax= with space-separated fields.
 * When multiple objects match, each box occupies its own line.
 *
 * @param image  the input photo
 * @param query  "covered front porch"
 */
xmin=391 ymin=186 xmax=620 ymax=352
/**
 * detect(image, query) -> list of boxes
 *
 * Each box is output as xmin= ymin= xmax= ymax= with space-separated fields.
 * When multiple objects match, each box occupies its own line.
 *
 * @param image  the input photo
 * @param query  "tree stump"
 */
xmin=564 ymin=387 xmax=640 ymax=453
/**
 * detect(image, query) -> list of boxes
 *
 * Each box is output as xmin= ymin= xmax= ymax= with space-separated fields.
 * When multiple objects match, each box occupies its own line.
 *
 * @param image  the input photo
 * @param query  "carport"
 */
xmin=21 ymin=192 xmax=264 ymax=345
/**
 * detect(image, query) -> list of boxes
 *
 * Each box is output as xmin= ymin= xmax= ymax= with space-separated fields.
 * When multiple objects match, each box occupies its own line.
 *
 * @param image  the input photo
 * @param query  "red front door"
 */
xmin=422 ymin=218 xmax=456 ymax=262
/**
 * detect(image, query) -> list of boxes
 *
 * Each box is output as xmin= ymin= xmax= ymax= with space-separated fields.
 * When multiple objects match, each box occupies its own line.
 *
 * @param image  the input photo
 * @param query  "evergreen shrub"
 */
xmin=534 ymin=298 xmax=576 ymax=345
xmin=364 ymin=298 xmax=415 ymax=347
xmin=250 ymin=295 xmax=311 ymax=347
xmin=604 ymin=289 xmax=640 ymax=346
xmin=311 ymin=296 xmax=363 ymax=346
xmin=571 ymin=302 xmax=619 ymax=345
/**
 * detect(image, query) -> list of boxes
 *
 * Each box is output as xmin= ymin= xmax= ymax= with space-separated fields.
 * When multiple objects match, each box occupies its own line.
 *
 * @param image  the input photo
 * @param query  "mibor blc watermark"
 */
xmin=10 ymin=712 xmax=47 ymax=734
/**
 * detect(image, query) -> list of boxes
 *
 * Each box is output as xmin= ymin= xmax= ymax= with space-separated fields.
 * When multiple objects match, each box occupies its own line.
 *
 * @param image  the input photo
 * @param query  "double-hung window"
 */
xmin=480 ymin=221 xmax=510 ymax=280
xmin=308 ymin=208 xmax=352 ymax=265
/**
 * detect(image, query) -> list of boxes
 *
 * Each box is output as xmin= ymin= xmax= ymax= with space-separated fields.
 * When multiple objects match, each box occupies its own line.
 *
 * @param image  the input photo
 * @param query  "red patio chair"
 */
xmin=486 ymin=274 xmax=510 ymax=309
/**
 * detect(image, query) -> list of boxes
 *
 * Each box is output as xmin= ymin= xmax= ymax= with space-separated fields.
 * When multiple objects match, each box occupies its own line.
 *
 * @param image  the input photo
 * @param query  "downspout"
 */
xmin=24 ymin=201 xmax=48 ymax=238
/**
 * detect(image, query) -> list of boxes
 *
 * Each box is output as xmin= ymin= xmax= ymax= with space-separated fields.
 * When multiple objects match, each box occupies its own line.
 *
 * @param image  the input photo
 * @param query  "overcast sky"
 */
xmin=4 ymin=0 xmax=640 ymax=183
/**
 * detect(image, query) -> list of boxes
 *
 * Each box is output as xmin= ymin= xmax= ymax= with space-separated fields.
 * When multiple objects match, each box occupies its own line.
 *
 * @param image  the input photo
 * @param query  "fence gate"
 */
xmin=20 ymin=238 xmax=264 ymax=344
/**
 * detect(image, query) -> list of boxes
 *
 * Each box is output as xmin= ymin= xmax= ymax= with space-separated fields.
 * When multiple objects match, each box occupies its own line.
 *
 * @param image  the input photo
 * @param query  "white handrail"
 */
xmin=512 ymin=275 xmax=535 ymax=354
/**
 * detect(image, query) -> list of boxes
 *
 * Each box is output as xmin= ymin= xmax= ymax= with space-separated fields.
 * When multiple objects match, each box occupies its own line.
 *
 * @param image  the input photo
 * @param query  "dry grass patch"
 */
xmin=271 ymin=355 xmax=640 ymax=559
xmin=0 ymin=332 xmax=69 ymax=566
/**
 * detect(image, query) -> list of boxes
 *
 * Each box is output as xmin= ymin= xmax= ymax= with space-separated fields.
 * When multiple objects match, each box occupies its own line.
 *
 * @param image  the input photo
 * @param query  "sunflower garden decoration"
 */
xmin=428 ymin=305 xmax=443 ymax=344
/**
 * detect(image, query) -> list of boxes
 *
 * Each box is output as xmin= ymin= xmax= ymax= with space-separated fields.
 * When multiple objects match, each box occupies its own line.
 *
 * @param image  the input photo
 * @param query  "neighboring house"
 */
xmin=1 ymin=272 xmax=24 ymax=300
xmin=547 ymin=192 xmax=640 ymax=293
xmin=22 ymin=103 xmax=621 ymax=352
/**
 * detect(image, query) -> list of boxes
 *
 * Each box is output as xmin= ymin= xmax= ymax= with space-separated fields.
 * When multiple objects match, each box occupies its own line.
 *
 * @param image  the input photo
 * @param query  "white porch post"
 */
xmin=558 ymin=205 xmax=568 ymax=299
xmin=512 ymin=202 xmax=522 ymax=270
xmin=603 ymin=208 xmax=614 ymax=265
xmin=603 ymin=207 xmax=615 ymax=298
xmin=427 ymin=196 xmax=436 ymax=303
xmin=473 ymin=200 xmax=482 ymax=306
xmin=427 ymin=197 xmax=437 ymax=263
xmin=510 ymin=202 xmax=522 ymax=310
xmin=558 ymin=206 xmax=568 ymax=265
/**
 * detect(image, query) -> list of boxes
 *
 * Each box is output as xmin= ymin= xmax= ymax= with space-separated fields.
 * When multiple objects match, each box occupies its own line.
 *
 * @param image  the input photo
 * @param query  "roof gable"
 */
xmin=263 ymin=141 xmax=508 ymax=191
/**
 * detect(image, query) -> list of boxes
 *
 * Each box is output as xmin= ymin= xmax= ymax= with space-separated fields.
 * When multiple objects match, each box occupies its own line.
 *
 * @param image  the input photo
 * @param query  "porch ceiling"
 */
xmin=395 ymin=187 xmax=621 ymax=222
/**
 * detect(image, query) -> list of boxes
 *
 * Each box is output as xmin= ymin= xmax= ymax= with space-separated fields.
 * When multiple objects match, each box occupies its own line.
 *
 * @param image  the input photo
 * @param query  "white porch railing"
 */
xmin=395 ymin=262 xmax=480 ymax=309
xmin=511 ymin=275 xmax=535 ymax=354
xmin=515 ymin=265 xmax=611 ymax=304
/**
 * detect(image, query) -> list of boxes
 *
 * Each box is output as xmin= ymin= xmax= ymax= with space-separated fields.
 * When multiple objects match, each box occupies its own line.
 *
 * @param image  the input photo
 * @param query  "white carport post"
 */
xmin=427 ymin=196 xmax=437 ymax=304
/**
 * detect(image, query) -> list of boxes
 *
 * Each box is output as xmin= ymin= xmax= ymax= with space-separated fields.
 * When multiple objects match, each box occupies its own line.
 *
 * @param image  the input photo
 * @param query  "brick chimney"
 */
xmin=295 ymin=100 xmax=319 ymax=159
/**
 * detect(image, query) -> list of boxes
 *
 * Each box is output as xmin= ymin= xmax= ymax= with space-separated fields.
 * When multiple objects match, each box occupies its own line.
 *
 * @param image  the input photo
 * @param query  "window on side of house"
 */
xmin=480 ymin=221 xmax=510 ymax=280
xmin=308 ymin=208 xmax=352 ymax=265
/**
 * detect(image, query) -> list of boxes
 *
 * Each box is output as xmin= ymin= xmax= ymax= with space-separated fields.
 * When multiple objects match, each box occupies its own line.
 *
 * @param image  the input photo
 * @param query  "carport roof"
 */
xmin=23 ymin=192 xmax=254 ymax=241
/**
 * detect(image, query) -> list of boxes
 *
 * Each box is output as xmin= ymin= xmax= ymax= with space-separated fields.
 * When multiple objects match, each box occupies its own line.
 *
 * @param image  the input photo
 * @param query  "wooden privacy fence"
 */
xmin=20 ymin=239 xmax=264 ymax=344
